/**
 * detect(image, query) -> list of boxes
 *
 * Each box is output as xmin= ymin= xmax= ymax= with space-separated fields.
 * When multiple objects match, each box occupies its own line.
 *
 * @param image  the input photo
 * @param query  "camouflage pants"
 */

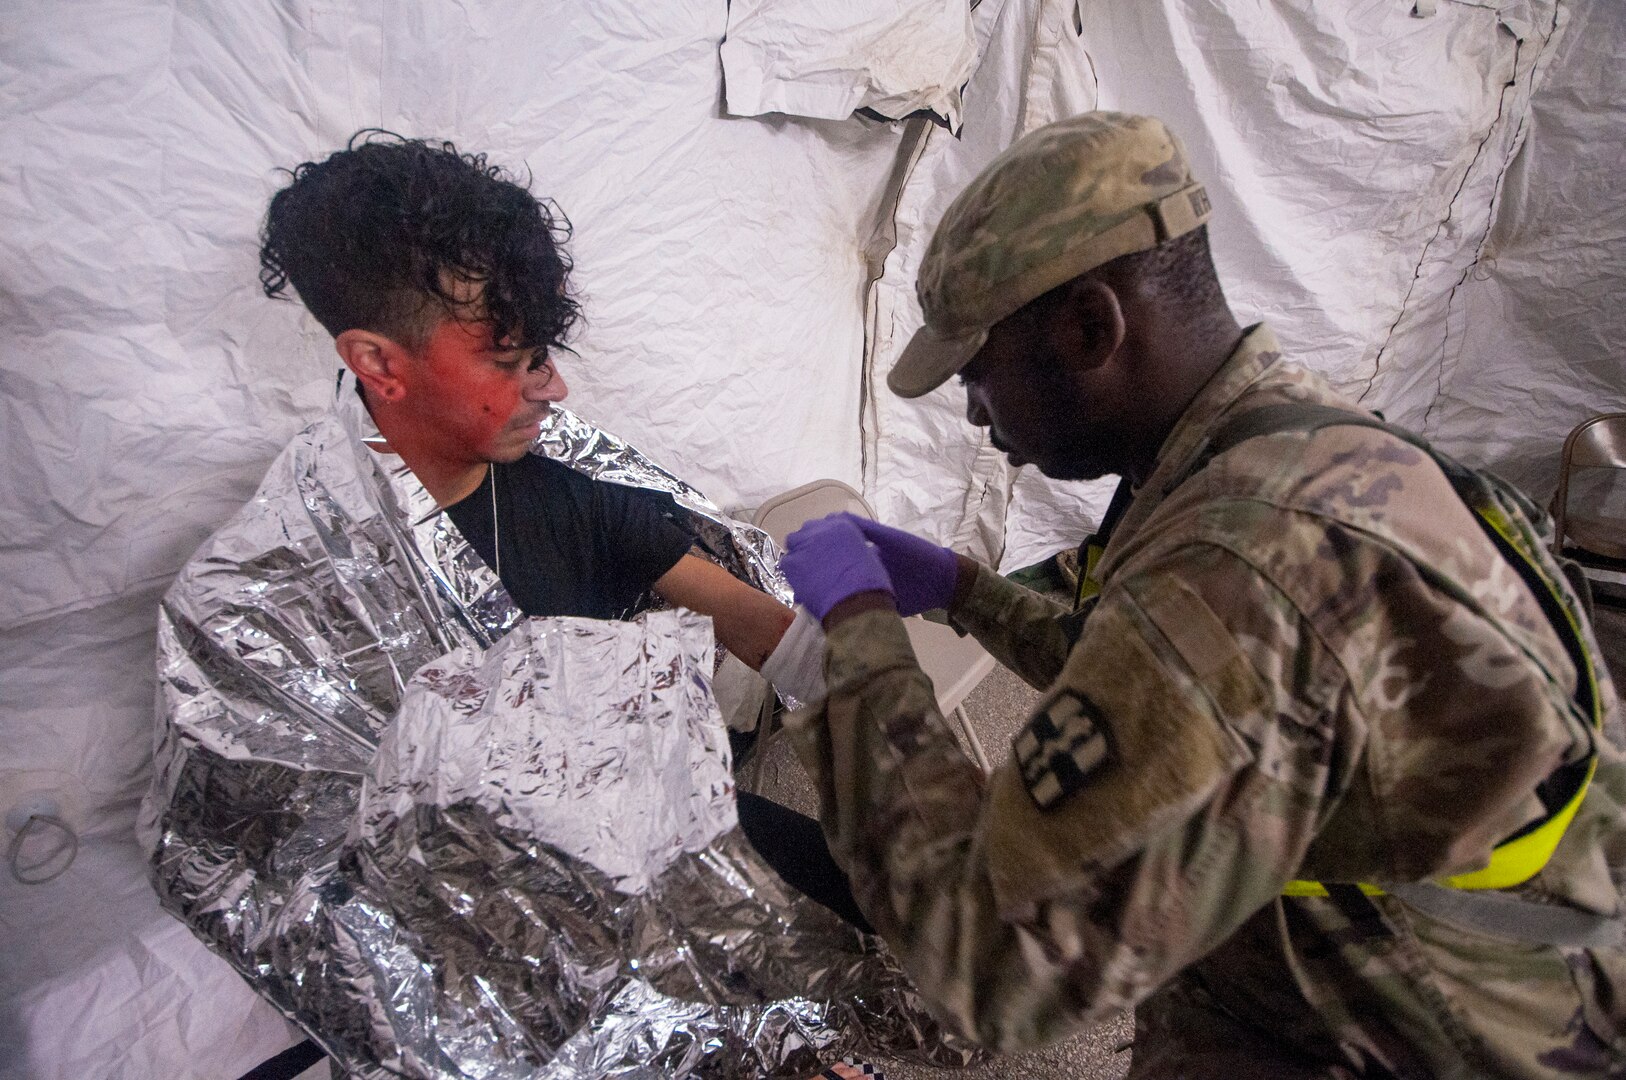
xmin=1129 ymin=976 xmax=1363 ymax=1080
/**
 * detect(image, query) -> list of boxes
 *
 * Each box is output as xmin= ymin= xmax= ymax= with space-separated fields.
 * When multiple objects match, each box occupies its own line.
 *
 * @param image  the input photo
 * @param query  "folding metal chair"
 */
xmin=1551 ymin=413 xmax=1626 ymax=602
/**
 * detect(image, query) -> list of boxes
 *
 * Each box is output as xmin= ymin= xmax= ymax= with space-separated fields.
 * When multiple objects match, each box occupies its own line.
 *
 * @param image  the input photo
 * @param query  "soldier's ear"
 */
xmin=1044 ymin=277 xmax=1125 ymax=375
xmin=336 ymin=329 xmax=412 ymax=404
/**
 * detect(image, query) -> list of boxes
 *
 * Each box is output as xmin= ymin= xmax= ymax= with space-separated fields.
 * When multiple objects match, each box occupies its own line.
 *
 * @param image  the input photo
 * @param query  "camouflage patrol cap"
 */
xmin=889 ymin=111 xmax=1212 ymax=398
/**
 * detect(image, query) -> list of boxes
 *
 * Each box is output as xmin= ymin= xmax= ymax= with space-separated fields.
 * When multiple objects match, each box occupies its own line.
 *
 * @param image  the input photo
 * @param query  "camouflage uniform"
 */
xmin=787 ymin=324 xmax=1626 ymax=1077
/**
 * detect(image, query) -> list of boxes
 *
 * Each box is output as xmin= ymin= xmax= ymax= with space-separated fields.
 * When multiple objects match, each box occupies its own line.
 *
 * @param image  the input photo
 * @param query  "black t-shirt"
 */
xmin=444 ymin=454 xmax=695 ymax=621
xmin=447 ymin=456 xmax=868 ymax=931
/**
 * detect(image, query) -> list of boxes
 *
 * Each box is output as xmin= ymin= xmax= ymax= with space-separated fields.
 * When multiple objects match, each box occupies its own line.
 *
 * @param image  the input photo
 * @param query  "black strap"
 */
xmin=1092 ymin=476 xmax=1137 ymax=547
xmin=1072 ymin=476 xmax=1136 ymax=611
xmin=237 ymin=1039 xmax=325 ymax=1080
xmin=1323 ymin=884 xmax=1391 ymax=941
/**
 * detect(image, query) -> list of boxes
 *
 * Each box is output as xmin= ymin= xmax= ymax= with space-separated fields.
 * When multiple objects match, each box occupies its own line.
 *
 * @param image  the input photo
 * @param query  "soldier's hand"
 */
xmin=780 ymin=514 xmax=894 ymax=621
xmin=840 ymin=513 xmax=959 ymax=616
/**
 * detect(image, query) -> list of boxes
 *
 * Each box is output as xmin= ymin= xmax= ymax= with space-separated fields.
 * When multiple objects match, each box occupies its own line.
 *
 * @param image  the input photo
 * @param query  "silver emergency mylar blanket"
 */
xmin=141 ymin=377 xmax=974 ymax=1077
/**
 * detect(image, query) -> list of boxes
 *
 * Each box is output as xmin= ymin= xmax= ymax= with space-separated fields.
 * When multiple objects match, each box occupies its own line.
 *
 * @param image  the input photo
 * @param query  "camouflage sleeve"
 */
xmin=946 ymin=560 xmax=1077 ymax=691
xmin=785 ymin=556 xmax=1318 ymax=1051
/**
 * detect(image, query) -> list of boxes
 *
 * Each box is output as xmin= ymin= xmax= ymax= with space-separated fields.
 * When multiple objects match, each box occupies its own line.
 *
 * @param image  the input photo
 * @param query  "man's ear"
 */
xmin=335 ymin=329 xmax=410 ymax=404
xmin=1043 ymin=277 xmax=1126 ymax=375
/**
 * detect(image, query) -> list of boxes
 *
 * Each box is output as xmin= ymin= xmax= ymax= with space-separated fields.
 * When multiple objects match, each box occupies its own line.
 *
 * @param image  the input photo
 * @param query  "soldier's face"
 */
xmin=959 ymin=301 xmax=1124 ymax=481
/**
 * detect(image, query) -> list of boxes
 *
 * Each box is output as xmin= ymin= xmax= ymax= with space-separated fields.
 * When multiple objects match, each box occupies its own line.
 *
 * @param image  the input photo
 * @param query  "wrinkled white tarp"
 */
xmin=2 ymin=0 xmax=1623 ymax=1075
xmin=0 ymin=838 xmax=301 ymax=1080
xmin=862 ymin=0 xmax=1111 ymax=569
xmin=1408 ymin=0 xmax=1626 ymax=497
xmin=722 ymin=0 xmax=978 ymax=129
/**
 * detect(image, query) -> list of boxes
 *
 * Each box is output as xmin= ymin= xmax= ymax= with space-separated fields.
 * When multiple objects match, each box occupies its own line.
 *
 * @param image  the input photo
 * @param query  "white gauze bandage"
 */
xmin=760 ymin=606 xmax=828 ymax=705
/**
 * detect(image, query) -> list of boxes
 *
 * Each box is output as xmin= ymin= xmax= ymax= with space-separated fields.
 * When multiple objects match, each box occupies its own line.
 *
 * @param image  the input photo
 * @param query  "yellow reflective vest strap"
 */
xmin=1075 ymin=541 xmax=1105 ymax=607
xmin=1073 ymin=477 xmax=1135 ymax=612
xmin=1282 ymin=756 xmax=1598 ymax=897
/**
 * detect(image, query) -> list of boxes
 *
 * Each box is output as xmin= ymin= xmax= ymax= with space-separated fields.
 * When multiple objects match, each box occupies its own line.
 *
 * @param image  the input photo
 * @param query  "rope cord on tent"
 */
xmin=7 ymin=813 xmax=79 ymax=885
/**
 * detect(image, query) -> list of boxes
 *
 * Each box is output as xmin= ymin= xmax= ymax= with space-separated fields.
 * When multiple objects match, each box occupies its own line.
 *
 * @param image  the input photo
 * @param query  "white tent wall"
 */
xmin=1420 ymin=0 xmax=1626 ymax=498
xmin=2 ymin=0 xmax=1622 ymax=1075
xmin=865 ymin=0 xmax=1106 ymax=570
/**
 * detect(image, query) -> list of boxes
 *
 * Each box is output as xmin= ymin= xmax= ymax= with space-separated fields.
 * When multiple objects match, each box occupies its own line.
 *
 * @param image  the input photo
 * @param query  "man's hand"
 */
xmin=837 ymin=513 xmax=960 ymax=617
xmin=780 ymin=515 xmax=894 ymax=623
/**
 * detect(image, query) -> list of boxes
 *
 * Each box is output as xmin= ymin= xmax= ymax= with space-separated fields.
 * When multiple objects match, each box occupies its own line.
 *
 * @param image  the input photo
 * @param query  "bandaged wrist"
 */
xmin=760 ymin=606 xmax=828 ymax=706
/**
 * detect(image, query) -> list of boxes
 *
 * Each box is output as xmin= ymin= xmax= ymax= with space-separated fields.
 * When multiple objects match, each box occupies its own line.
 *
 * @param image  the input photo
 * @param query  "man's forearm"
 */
xmin=954 ymin=552 xmax=980 ymax=607
xmin=821 ymin=589 xmax=897 ymax=629
xmin=654 ymin=554 xmax=794 ymax=669
xmin=718 ymin=593 xmax=796 ymax=669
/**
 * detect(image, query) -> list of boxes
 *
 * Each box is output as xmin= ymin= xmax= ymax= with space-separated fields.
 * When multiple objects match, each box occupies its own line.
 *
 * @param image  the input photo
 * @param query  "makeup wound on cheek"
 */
xmin=443 ymin=361 xmax=523 ymax=449
xmin=476 ymin=382 xmax=524 ymax=445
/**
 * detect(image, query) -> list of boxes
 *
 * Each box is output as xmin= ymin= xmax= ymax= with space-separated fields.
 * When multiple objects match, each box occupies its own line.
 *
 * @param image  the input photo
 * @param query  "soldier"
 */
xmin=777 ymin=111 xmax=1626 ymax=1078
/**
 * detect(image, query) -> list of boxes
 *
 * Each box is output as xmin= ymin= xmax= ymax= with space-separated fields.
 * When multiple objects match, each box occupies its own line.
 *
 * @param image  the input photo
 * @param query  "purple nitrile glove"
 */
xmin=780 ymin=514 xmax=894 ymax=621
xmin=835 ymin=513 xmax=959 ymax=617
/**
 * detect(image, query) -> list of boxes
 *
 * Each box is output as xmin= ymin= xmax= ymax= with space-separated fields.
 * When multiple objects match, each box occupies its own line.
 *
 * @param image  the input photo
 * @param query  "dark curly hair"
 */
xmin=259 ymin=130 xmax=581 ymax=353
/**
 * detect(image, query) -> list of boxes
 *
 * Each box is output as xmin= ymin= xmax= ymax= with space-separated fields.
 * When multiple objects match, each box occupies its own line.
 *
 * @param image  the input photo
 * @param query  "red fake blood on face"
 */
xmin=420 ymin=320 xmax=522 ymax=455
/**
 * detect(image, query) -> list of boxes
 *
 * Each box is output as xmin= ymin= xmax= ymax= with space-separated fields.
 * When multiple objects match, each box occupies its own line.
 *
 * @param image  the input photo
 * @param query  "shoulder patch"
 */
xmin=1014 ymin=689 xmax=1111 ymax=810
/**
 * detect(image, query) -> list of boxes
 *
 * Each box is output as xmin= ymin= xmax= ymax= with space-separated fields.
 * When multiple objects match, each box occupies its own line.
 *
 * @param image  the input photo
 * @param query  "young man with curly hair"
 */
xmin=261 ymin=132 xmax=799 ymax=657
xmin=258 ymin=132 xmax=870 ymax=932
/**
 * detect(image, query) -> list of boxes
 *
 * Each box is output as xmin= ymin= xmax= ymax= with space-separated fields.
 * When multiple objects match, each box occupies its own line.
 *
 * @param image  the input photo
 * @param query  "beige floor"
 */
xmin=750 ymin=593 xmax=1626 ymax=1080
